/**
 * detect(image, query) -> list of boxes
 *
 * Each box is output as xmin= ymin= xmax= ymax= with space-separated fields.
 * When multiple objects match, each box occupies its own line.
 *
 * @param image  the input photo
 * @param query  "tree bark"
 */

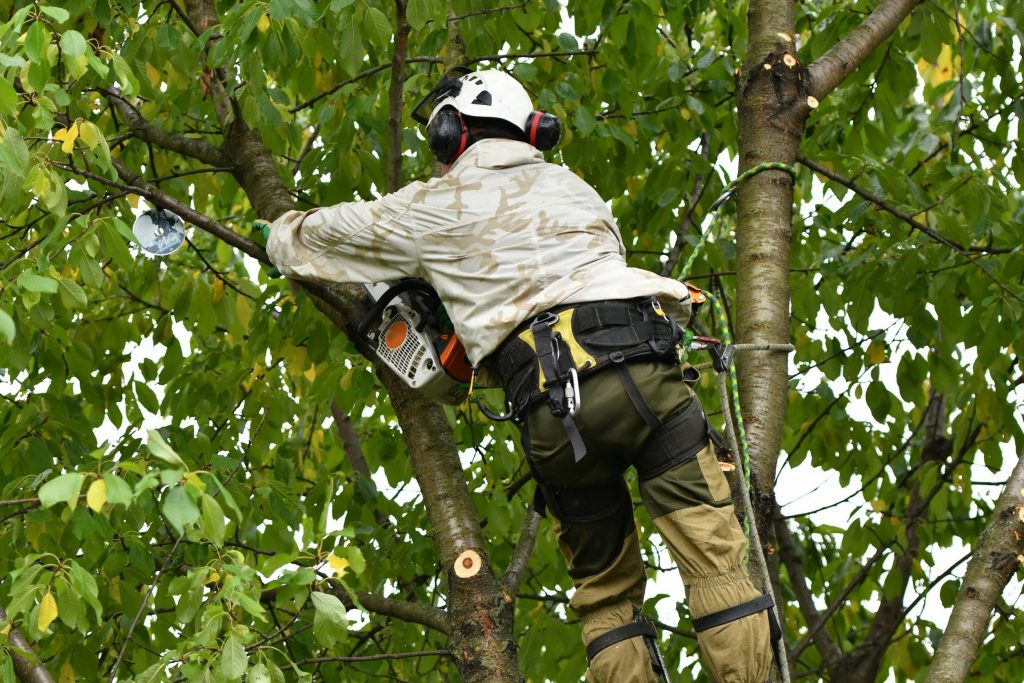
xmin=737 ymin=0 xmax=807 ymax=571
xmin=0 ymin=607 xmax=56 ymax=683
xmin=925 ymin=447 xmax=1024 ymax=683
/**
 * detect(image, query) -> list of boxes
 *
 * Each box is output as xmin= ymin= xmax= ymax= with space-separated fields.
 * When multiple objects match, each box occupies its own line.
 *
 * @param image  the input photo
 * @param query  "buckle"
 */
xmin=530 ymin=311 xmax=559 ymax=331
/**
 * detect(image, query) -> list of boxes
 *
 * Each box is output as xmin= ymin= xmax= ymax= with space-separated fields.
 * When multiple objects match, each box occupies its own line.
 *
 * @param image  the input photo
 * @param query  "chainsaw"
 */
xmin=358 ymin=279 xmax=472 ymax=405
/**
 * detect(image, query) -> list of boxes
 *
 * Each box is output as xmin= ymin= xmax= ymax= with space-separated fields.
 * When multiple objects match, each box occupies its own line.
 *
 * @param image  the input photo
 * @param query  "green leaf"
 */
xmin=102 ymin=472 xmax=134 ymax=506
xmin=311 ymin=591 xmax=347 ymax=647
xmin=364 ymin=7 xmax=392 ymax=44
xmin=162 ymin=486 xmax=200 ymax=534
xmin=218 ymin=635 xmax=249 ymax=680
xmin=201 ymin=494 xmax=226 ymax=546
xmin=16 ymin=272 xmax=59 ymax=294
xmin=38 ymin=473 xmax=85 ymax=509
xmin=0 ymin=77 xmax=18 ymax=116
xmin=24 ymin=21 xmax=49 ymax=63
xmin=407 ymin=0 xmax=430 ymax=29
xmin=204 ymin=474 xmax=242 ymax=521
xmin=147 ymin=430 xmax=186 ymax=467
xmin=0 ymin=309 xmax=14 ymax=343
xmin=0 ymin=127 xmax=29 ymax=177
xmin=59 ymin=30 xmax=88 ymax=58
xmin=248 ymin=663 xmax=272 ymax=683
xmin=40 ymin=7 xmax=71 ymax=23
xmin=58 ymin=278 xmax=87 ymax=309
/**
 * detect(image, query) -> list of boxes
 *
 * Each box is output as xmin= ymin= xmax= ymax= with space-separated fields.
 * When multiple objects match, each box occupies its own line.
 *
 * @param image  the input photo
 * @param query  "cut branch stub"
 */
xmin=454 ymin=549 xmax=482 ymax=579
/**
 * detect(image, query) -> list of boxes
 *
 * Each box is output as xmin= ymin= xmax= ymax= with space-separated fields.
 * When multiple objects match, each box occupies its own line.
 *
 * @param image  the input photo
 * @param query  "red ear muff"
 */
xmin=525 ymin=111 xmax=561 ymax=151
xmin=427 ymin=108 xmax=468 ymax=164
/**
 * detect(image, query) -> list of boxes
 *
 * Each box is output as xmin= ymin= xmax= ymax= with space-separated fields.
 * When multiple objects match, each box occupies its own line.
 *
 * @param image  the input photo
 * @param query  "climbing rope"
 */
xmin=679 ymin=162 xmax=797 ymax=279
xmin=680 ymin=161 xmax=797 ymax=683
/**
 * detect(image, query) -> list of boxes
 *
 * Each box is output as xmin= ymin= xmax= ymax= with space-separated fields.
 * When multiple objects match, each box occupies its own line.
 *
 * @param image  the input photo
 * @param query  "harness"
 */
xmin=487 ymin=296 xmax=682 ymax=462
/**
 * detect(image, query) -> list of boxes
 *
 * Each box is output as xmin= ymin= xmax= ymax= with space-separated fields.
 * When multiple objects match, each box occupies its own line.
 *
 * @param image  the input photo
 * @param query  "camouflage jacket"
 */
xmin=267 ymin=138 xmax=692 ymax=364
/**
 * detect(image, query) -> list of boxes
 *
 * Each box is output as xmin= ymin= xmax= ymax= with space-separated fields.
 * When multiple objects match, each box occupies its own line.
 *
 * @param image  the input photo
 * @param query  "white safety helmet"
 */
xmin=412 ymin=67 xmax=561 ymax=163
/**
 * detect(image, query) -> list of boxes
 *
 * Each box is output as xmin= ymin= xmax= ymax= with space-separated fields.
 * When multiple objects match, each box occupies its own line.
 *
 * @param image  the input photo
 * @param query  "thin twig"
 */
xmin=295 ymin=650 xmax=452 ymax=666
xmin=107 ymin=536 xmax=184 ymax=679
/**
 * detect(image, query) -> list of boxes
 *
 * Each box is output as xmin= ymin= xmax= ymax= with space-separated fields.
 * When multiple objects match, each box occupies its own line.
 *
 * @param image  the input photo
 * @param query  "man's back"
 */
xmin=268 ymin=137 xmax=689 ymax=364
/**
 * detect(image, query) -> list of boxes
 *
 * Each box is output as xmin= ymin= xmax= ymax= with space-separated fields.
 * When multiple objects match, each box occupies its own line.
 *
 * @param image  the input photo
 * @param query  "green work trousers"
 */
xmin=522 ymin=361 xmax=772 ymax=683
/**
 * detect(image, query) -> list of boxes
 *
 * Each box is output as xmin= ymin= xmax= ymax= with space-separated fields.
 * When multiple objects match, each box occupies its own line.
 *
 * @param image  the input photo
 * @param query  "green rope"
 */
xmin=676 ymin=160 xmax=796 ymax=683
xmin=679 ymin=161 xmax=796 ymax=478
xmin=679 ymin=162 xmax=797 ymax=279
xmin=706 ymin=291 xmax=750 ymax=488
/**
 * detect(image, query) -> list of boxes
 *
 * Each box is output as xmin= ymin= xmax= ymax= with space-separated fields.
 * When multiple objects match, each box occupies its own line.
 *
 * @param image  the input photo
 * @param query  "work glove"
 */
xmin=252 ymin=220 xmax=282 ymax=278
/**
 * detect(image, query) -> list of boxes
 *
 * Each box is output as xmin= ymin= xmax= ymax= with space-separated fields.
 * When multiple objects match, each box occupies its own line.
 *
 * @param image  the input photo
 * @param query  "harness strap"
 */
xmin=585 ymin=620 xmax=658 ymax=663
xmin=692 ymin=594 xmax=778 ymax=637
xmin=530 ymin=314 xmax=586 ymax=462
xmin=614 ymin=363 xmax=661 ymax=430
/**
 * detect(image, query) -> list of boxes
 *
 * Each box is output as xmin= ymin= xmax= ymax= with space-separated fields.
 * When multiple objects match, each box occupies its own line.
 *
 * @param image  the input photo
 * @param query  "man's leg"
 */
xmin=639 ymin=441 xmax=773 ymax=683
xmin=550 ymin=499 xmax=659 ymax=683
xmin=524 ymin=367 xmax=667 ymax=683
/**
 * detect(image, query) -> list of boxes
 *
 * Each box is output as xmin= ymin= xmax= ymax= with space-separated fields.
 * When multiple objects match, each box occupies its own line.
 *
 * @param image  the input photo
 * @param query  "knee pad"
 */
xmin=634 ymin=397 xmax=708 ymax=481
xmin=536 ymin=478 xmax=629 ymax=523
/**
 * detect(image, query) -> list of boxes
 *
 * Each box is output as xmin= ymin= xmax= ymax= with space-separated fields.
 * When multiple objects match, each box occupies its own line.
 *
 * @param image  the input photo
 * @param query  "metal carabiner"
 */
xmin=564 ymin=367 xmax=581 ymax=416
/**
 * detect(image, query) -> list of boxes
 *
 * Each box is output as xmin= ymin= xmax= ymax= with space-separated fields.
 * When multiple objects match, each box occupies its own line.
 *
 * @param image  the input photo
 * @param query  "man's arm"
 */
xmin=266 ymin=194 xmax=419 ymax=284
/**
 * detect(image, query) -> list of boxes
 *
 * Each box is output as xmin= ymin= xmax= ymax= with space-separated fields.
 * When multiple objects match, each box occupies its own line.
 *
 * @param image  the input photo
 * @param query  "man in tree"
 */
xmin=265 ymin=68 xmax=773 ymax=682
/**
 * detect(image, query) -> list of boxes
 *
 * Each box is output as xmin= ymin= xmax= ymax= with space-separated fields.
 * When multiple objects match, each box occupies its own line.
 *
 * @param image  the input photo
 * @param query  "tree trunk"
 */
xmin=926 ymin=448 xmax=1024 ymax=683
xmin=736 ymin=0 xmax=807 ymax=564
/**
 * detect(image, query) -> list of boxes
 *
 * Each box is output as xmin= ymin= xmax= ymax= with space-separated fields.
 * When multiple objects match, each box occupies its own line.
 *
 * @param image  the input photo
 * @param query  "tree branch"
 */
xmin=797 ymin=155 xmax=1022 ymax=303
xmin=0 ymin=607 xmax=56 ymax=683
xmin=926 ymin=446 xmax=1024 ymax=683
xmin=52 ymin=159 xmax=269 ymax=265
xmin=807 ymin=0 xmax=925 ymax=101
xmin=500 ymin=511 xmax=541 ymax=596
xmin=295 ymin=649 xmax=452 ymax=666
xmin=660 ymin=133 xmax=712 ymax=277
xmin=774 ymin=516 xmax=842 ymax=665
xmin=291 ymin=57 xmax=442 ymax=113
xmin=326 ymin=582 xmax=449 ymax=635
xmin=798 ymin=154 xmax=1013 ymax=254
xmin=387 ymin=1 xmax=411 ymax=193
xmin=100 ymin=86 xmax=228 ymax=167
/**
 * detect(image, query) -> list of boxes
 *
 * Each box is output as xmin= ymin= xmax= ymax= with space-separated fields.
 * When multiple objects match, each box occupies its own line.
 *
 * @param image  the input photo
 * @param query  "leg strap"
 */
xmin=585 ymin=620 xmax=657 ymax=663
xmin=692 ymin=594 xmax=781 ymax=642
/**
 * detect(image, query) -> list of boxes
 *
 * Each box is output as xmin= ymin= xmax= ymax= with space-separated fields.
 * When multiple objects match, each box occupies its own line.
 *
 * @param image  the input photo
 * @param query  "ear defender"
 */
xmin=427 ymin=107 xmax=469 ymax=164
xmin=525 ymin=111 xmax=561 ymax=151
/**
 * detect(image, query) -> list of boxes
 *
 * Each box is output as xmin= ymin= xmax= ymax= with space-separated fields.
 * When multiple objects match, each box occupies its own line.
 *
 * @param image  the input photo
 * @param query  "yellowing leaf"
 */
xmin=38 ymin=590 xmax=58 ymax=632
xmin=61 ymin=121 xmax=79 ymax=153
xmin=146 ymin=62 xmax=161 ymax=87
xmin=304 ymin=363 xmax=318 ymax=382
xmin=257 ymin=13 xmax=271 ymax=33
xmin=328 ymin=553 xmax=349 ymax=578
xmin=205 ymin=571 xmax=221 ymax=585
xmin=211 ymin=278 xmax=225 ymax=303
xmin=183 ymin=471 xmax=207 ymax=492
xmin=78 ymin=121 xmax=100 ymax=149
xmin=867 ymin=342 xmax=886 ymax=365
xmin=59 ymin=661 xmax=75 ymax=683
xmin=86 ymin=478 xmax=107 ymax=512
xmin=236 ymin=296 xmax=253 ymax=329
